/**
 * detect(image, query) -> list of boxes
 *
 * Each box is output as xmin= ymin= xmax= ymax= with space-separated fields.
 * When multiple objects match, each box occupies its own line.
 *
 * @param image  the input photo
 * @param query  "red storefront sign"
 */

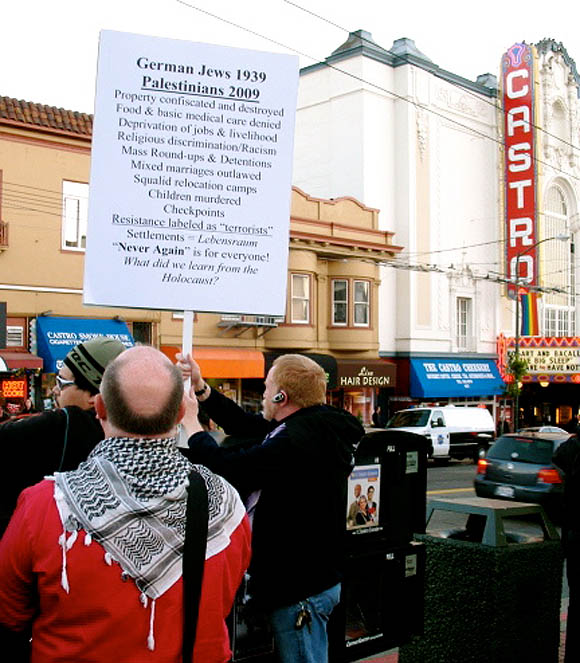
xmin=1 ymin=378 xmax=27 ymax=398
xmin=502 ymin=43 xmax=538 ymax=299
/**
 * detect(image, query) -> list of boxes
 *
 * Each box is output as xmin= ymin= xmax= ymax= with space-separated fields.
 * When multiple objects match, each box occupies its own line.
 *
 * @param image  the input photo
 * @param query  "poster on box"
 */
xmin=84 ymin=30 xmax=299 ymax=315
xmin=346 ymin=464 xmax=380 ymax=530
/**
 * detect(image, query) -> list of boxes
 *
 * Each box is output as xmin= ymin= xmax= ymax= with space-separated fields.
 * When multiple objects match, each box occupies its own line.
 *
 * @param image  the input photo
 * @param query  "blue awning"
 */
xmin=409 ymin=358 xmax=505 ymax=398
xmin=35 ymin=316 xmax=134 ymax=373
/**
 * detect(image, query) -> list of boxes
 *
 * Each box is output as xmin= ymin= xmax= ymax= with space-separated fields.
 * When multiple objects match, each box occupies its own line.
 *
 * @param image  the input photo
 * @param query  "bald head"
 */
xmin=99 ymin=346 xmax=184 ymax=437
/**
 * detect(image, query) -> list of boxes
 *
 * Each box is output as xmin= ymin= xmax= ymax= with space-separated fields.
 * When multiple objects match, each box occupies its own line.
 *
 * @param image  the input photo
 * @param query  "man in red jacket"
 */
xmin=0 ymin=345 xmax=251 ymax=663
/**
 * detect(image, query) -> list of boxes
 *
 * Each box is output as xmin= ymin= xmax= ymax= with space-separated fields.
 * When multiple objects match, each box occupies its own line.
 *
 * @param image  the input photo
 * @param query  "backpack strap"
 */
xmin=57 ymin=407 xmax=71 ymax=472
xmin=182 ymin=470 xmax=209 ymax=663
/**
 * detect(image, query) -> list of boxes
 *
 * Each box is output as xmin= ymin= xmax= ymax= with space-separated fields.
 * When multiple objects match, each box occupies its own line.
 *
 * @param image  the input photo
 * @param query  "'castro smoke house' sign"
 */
xmin=337 ymin=362 xmax=396 ymax=388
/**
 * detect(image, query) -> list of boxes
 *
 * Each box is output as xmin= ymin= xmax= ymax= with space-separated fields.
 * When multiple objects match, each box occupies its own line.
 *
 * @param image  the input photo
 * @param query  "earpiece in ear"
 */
xmin=272 ymin=392 xmax=286 ymax=403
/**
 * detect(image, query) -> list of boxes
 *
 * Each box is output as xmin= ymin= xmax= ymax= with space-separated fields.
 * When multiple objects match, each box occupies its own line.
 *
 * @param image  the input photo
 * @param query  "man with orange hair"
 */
xmin=179 ymin=352 xmax=364 ymax=663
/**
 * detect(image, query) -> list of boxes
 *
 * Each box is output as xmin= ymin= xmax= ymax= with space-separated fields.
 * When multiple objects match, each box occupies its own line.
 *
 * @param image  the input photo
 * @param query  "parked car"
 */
xmin=385 ymin=405 xmax=495 ymax=462
xmin=474 ymin=431 xmax=572 ymax=522
xmin=518 ymin=425 xmax=569 ymax=435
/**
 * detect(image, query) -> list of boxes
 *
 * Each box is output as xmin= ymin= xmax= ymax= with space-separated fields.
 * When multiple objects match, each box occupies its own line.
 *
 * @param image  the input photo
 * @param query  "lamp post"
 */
xmin=512 ymin=233 xmax=570 ymax=431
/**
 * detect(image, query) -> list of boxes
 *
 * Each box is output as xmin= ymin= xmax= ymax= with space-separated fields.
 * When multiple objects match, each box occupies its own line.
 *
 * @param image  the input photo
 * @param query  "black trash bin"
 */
xmin=399 ymin=496 xmax=563 ymax=663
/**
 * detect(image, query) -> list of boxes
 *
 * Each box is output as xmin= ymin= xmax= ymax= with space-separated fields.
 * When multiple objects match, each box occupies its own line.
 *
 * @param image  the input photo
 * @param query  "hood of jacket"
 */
xmin=281 ymin=404 xmax=364 ymax=472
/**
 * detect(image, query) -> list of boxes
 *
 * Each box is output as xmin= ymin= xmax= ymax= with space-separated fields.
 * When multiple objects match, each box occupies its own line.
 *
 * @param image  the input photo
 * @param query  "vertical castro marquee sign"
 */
xmin=502 ymin=43 xmax=538 ymax=299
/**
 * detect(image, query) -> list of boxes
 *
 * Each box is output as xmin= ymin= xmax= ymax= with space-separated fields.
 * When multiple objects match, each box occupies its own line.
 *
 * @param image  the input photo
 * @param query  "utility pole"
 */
xmin=511 ymin=233 xmax=570 ymax=431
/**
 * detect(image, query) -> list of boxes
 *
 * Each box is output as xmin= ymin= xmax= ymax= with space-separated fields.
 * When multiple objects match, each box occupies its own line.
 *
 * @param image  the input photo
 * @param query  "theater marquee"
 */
xmin=499 ymin=335 xmax=580 ymax=383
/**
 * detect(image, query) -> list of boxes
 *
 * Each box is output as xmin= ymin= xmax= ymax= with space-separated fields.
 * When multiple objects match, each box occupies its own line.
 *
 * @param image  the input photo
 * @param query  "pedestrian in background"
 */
xmin=372 ymin=405 xmax=383 ymax=428
xmin=0 ymin=336 xmax=126 ymax=535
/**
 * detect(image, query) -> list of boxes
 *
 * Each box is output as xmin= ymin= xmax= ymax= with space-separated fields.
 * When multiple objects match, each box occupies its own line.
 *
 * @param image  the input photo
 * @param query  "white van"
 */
xmin=385 ymin=405 xmax=495 ymax=462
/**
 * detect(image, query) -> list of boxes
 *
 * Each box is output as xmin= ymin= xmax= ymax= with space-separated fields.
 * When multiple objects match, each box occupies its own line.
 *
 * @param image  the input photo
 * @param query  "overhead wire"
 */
xmin=168 ymin=0 xmax=580 ymax=308
xmin=282 ymin=0 xmax=580 ymax=157
xmin=2 ymin=1 xmax=578 ymax=299
xmin=174 ymin=0 xmax=580 ymax=191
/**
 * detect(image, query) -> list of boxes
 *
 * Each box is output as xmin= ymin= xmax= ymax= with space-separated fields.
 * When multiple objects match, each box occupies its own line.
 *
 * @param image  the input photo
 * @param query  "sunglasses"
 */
xmin=55 ymin=375 xmax=76 ymax=390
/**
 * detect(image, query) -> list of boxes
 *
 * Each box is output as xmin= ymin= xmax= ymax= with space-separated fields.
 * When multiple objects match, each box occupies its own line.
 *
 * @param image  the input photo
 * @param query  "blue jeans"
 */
xmin=268 ymin=584 xmax=341 ymax=663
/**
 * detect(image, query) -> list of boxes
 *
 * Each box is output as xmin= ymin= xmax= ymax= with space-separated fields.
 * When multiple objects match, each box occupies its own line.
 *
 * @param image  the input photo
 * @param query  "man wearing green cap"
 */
xmin=0 ymin=336 xmax=126 ymax=535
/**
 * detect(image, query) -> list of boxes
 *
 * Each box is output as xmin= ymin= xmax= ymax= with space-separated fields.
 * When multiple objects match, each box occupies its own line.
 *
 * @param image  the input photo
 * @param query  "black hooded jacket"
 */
xmin=186 ymin=388 xmax=364 ymax=608
xmin=0 ymin=406 xmax=104 ymax=536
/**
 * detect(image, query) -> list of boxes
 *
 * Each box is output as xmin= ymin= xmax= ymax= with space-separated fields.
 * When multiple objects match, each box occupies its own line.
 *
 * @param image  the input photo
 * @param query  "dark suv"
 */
xmin=474 ymin=431 xmax=572 ymax=521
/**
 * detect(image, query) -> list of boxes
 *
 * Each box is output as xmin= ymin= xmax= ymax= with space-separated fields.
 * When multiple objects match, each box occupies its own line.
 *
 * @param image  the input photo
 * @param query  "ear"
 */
xmin=94 ymin=393 xmax=107 ymax=421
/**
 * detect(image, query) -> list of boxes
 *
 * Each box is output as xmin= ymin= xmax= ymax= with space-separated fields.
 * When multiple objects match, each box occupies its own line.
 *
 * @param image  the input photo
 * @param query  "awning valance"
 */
xmin=0 ymin=351 xmax=43 ymax=370
xmin=161 ymin=347 xmax=264 ymax=379
xmin=36 ymin=316 xmax=134 ymax=373
xmin=409 ymin=358 xmax=505 ymax=398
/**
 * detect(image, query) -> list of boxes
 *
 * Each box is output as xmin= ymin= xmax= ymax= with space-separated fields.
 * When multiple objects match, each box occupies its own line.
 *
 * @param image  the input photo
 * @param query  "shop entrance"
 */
xmin=519 ymin=382 xmax=578 ymax=431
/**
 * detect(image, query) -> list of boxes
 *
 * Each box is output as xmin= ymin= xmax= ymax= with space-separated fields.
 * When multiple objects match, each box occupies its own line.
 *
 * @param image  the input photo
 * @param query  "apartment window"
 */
xmin=544 ymin=307 xmax=575 ymax=338
xmin=6 ymin=326 xmax=24 ymax=348
xmin=331 ymin=278 xmax=371 ymax=327
xmin=353 ymin=280 xmax=370 ymax=326
xmin=291 ymin=274 xmax=310 ymax=324
xmin=456 ymin=297 xmax=472 ymax=350
xmin=541 ymin=185 xmax=574 ymax=336
xmin=332 ymin=280 xmax=348 ymax=325
xmin=62 ymin=181 xmax=88 ymax=250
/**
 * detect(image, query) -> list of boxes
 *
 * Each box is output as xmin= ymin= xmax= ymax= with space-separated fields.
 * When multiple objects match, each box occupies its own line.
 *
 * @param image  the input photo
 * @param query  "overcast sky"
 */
xmin=2 ymin=0 xmax=580 ymax=114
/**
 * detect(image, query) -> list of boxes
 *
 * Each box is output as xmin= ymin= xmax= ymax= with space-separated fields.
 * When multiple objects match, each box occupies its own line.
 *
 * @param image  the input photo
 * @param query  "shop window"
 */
xmin=331 ymin=279 xmax=371 ymax=327
xmin=290 ymin=273 xmax=310 ymax=324
xmin=456 ymin=297 xmax=473 ymax=350
xmin=62 ymin=181 xmax=88 ymax=250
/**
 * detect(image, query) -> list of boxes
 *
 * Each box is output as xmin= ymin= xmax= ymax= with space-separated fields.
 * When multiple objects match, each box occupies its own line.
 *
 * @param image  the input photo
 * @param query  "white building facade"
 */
xmin=293 ymin=31 xmax=580 ymax=427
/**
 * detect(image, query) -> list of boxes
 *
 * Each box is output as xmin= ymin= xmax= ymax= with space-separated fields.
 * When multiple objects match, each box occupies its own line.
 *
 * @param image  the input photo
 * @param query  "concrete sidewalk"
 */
xmin=353 ymin=597 xmax=569 ymax=663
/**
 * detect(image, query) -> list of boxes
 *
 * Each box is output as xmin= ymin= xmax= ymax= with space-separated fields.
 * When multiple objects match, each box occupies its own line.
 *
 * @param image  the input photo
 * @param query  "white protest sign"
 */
xmin=84 ymin=30 xmax=298 ymax=315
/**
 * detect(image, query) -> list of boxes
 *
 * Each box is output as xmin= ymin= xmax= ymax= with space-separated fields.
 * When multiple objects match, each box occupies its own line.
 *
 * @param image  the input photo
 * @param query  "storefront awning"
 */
xmin=162 ymin=346 xmax=264 ymax=379
xmin=264 ymin=352 xmax=338 ymax=387
xmin=36 ymin=316 xmax=134 ymax=373
xmin=0 ymin=351 xmax=43 ymax=370
xmin=409 ymin=358 xmax=505 ymax=398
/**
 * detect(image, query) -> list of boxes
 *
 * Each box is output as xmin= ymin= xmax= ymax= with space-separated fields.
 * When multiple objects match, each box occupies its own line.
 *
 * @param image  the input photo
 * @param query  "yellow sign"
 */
xmin=508 ymin=347 xmax=580 ymax=374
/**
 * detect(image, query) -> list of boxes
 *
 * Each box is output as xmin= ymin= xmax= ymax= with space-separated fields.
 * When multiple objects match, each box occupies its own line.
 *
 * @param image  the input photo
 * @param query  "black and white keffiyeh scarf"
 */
xmin=53 ymin=436 xmax=246 ymax=602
